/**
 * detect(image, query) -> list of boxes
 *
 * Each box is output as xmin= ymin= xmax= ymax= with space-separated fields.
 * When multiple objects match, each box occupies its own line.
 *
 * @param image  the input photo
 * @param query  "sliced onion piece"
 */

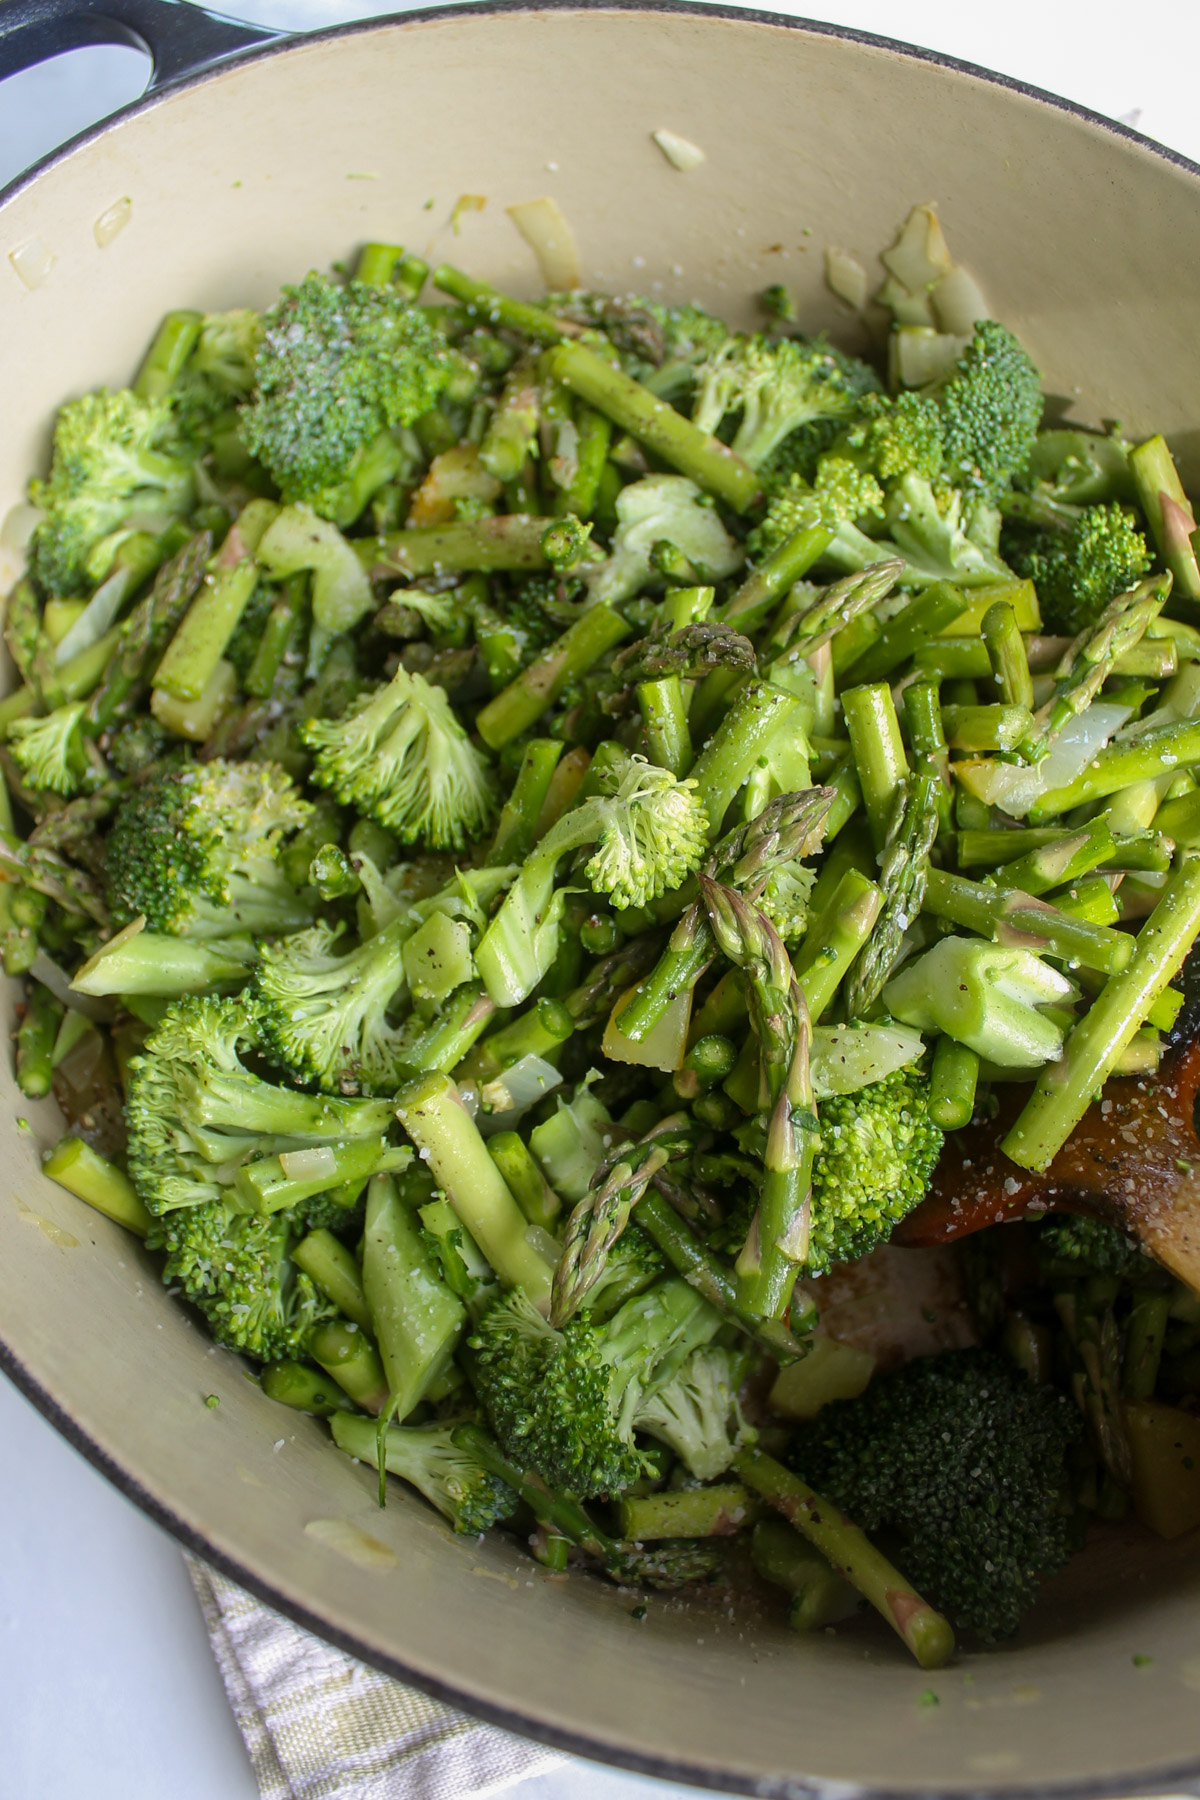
xmin=955 ymin=702 xmax=1132 ymax=818
xmin=824 ymin=248 xmax=869 ymax=311
xmin=652 ymin=128 xmax=706 ymax=172
xmin=811 ymin=1023 xmax=927 ymax=1098
xmin=506 ymin=197 xmax=581 ymax=291
xmin=477 ymin=1053 xmax=563 ymax=1135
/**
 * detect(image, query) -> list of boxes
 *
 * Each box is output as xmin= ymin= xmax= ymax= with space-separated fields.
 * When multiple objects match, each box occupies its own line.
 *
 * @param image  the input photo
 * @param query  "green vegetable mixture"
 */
xmin=8 ymin=206 xmax=1200 ymax=1670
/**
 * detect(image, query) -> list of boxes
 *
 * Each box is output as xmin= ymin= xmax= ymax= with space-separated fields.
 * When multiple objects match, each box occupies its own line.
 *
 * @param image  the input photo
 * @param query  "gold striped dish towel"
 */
xmin=186 ymin=1555 xmax=563 ymax=1800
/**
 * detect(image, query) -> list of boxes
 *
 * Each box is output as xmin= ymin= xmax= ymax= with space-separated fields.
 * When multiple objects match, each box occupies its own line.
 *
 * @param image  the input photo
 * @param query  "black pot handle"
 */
xmin=0 ymin=0 xmax=283 ymax=92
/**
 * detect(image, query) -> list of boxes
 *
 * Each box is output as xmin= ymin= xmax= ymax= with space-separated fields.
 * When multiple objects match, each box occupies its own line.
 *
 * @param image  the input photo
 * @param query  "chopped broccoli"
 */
xmin=8 ymin=702 xmax=90 ymax=796
xmin=840 ymin=387 xmax=946 ymax=485
xmin=300 ymin=664 xmax=498 ymax=849
xmin=29 ymin=389 xmax=195 ymax=595
xmin=1005 ymin=501 xmax=1152 ymax=634
xmin=806 ymin=1065 xmax=944 ymax=1276
xmin=880 ymin=470 xmax=1012 ymax=587
xmin=927 ymin=320 xmax=1043 ymax=502
xmin=1034 ymin=1213 xmax=1159 ymax=1282
xmin=747 ymin=456 xmax=884 ymax=561
xmin=125 ymin=995 xmax=400 ymax=1216
xmin=691 ymin=334 xmax=882 ymax=471
xmin=585 ymin=474 xmax=744 ymax=606
xmin=470 ymin=1277 xmax=722 ymax=1498
xmin=633 ymin=1342 xmax=748 ymax=1481
xmin=240 ymin=272 xmax=451 ymax=508
xmin=885 ymin=938 xmax=1073 ymax=1070
xmin=254 ymin=919 xmax=409 ymax=1095
xmin=105 ymin=758 xmax=315 ymax=938
xmin=172 ymin=308 xmax=263 ymax=440
xmin=789 ymin=1349 xmax=1082 ymax=1641
xmin=475 ymin=750 xmax=708 ymax=1004
xmin=577 ymin=1218 xmax=666 ymax=1322
xmin=147 ymin=1197 xmax=336 ymax=1362
xmin=332 ymin=1413 xmax=516 ymax=1534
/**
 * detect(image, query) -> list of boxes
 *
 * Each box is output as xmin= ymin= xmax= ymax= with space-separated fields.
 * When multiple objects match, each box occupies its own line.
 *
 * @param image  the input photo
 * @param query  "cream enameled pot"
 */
xmin=1 ymin=5 xmax=1199 ymax=1793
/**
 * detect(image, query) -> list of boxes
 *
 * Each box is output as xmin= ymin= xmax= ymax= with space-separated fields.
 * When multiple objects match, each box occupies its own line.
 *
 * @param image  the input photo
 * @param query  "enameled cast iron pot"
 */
xmin=2 ymin=4 xmax=1199 ymax=1793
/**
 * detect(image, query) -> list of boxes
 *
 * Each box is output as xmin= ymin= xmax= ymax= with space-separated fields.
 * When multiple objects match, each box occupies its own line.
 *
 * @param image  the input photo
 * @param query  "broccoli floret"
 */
xmin=691 ymin=334 xmax=882 ymax=471
xmin=545 ymin=292 xmax=730 ymax=399
xmin=125 ymin=994 xmax=399 ymax=1217
xmin=840 ymin=387 xmax=947 ymax=485
xmin=29 ymin=389 xmax=195 ymax=596
xmin=171 ymin=309 xmax=263 ymax=441
xmin=105 ymin=715 xmax=174 ymax=776
xmin=470 ymin=1277 xmax=722 ymax=1499
xmin=633 ymin=1343 xmax=748 ymax=1481
xmin=300 ymin=664 xmax=497 ymax=850
xmin=8 ymin=702 xmax=90 ymax=796
xmin=927 ymin=320 xmax=1042 ymax=502
xmin=332 ymin=1414 xmax=516 ymax=1534
xmin=105 ymin=758 xmax=315 ymax=938
xmin=1005 ymin=502 xmax=1152 ymax=634
xmin=148 ymin=1197 xmax=335 ymax=1362
xmin=789 ymin=1349 xmax=1082 ymax=1641
xmin=879 ymin=470 xmax=1013 ymax=587
xmin=806 ymin=1066 xmax=943 ymax=1275
xmin=578 ymin=1218 xmax=666 ymax=1322
xmin=241 ymin=272 xmax=451 ymax=507
xmin=585 ymin=474 xmax=744 ymax=606
xmin=1034 ymin=1213 xmax=1159 ymax=1282
xmin=255 ymin=919 xmax=410 ymax=1095
xmin=747 ymin=456 xmax=884 ymax=561
xmin=475 ymin=750 xmax=709 ymax=1004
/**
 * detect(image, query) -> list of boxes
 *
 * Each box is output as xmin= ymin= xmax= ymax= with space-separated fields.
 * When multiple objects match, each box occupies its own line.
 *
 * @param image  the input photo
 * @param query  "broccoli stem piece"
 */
xmin=367 ymin=515 xmax=552 ymax=579
xmin=292 ymin=1229 xmax=370 ymax=1331
xmin=1004 ymin=859 xmax=1200 ymax=1171
xmin=929 ymin=1035 xmax=980 ymax=1130
xmin=16 ymin=979 xmax=62 ymax=1098
xmin=487 ymin=738 xmax=563 ymax=864
xmin=432 ymin=265 xmax=569 ymax=344
xmin=71 ymin=921 xmax=254 ymax=997
xmin=841 ymin=683 xmax=908 ymax=847
xmin=639 ymin=676 xmax=694 ymax=776
xmin=1027 ymin=716 xmax=1200 ymax=822
xmin=548 ymin=342 xmax=761 ymax=514
xmin=689 ymin=682 xmax=798 ymax=834
xmin=395 ymin=1070 xmax=555 ymax=1309
xmin=619 ymin=1483 xmax=759 ymax=1541
xmin=636 ymin=1190 xmax=804 ymax=1363
xmin=923 ymin=866 xmax=1132 ymax=976
xmin=791 ymin=867 xmax=883 ymax=1019
xmin=362 ymin=1172 xmax=465 ymax=1421
xmin=235 ymin=1139 xmax=409 ymax=1215
xmin=480 ymin=356 xmax=540 ymax=482
xmin=354 ymin=242 xmax=419 ymax=287
xmin=1123 ymin=1292 xmax=1172 ymax=1402
xmin=1130 ymin=435 xmax=1200 ymax=601
xmin=750 ymin=1517 xmax=858 ymax=1631
xmin=260 ymin=1361 xmax=355 ymax=1416
xmin=487 ymin=1131 xmax=562 ymax=1231
xmin=983 ymin=598 xmax=1035 ymax=710
xmin=85 ymin=532 xmax=212 ymax=734
xmin=42 ymin=1135 xmax=151 ymax=1235
xmin=839 ymin=580 xmax=967 ymax=685
xmin=133 ymin=309 xmax=203 ymax=399
xmin=476 ymin=605 xmax=631 ymax=750
xmin=556 ymin=403 xmax=612 ymax=519
xmin=457 ymin=998 xmax=574 ymax=1085
xmin=732 ymin=1448 xmax=955 ymax=1669
xmin=308 ymin=1320 xmax=389 ymax=1414
xmin=722 ymin=526 xmax=835 ymax=632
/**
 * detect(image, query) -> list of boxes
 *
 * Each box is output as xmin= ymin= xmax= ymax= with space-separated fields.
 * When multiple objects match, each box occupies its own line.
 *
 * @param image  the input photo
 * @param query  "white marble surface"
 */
xmin=4 ymin=6 xmax=1200 ymax=1797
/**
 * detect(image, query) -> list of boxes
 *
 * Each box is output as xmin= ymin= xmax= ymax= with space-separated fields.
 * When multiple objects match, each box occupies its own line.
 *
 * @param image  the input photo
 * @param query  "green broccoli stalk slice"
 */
xmin=240 ymin=271 xmax=451 ymax=508
xmin=633 ymin=1343 xmax=748 ymax=1481
xmin=125 ymin=996 xmax=400 ymax=1217
xmin=474 ymin=751 xmax=708 ymax=1005
xmin=584 ymin=475 xmax=743 ymax=606
xmin=105 ymin=758 xmax=316 ymax=940
xmin=29 ymin=389 xmax=196 ymax=596
xmin=146 ymin=1199 xmax=337 ymax=1362
xmin=880 ymin=471 xmax=1012 ymax=587
xmin=254 ymin=920 xmax=411 ymax=1095
xmin=300 ymin=665 xmax=498 ymax=850
xmin=8 ymin=702 xmax=90 ymax=796
xmin=788 ymin=1349 xmax=1082 ymax=1642
xmin=470 ymin=1275 xmax=722 ymax=1498
xmin=884 ymin=936 xmax=1073 ymax=1069
xmin=1004 ymin=501 xmax=1152 ymax=634
xmin=805 ymin=1065 xmax=944 ymax=1276
xmin=331 ymin=1414 xmax=516 ymax=1534
xmin=691 ymin=333 xmax=882 ymax=471
xmin=255 ymin=504 xmax=375 ymax=642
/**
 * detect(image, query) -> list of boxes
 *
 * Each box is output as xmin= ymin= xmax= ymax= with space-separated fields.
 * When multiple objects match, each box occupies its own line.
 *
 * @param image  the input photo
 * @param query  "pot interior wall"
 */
xmin=1 ymin=10 xmax=1199 ymax=1794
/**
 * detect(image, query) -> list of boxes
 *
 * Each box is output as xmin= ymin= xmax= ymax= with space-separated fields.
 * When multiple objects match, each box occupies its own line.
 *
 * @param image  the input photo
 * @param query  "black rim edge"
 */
xmin=3 ymin=6 xmax=1200 ymax=1793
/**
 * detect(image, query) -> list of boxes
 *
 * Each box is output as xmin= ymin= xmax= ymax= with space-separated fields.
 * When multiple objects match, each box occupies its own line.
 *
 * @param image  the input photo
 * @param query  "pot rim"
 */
xmin=3 ymin=6 xmax=1200 ymax=1793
